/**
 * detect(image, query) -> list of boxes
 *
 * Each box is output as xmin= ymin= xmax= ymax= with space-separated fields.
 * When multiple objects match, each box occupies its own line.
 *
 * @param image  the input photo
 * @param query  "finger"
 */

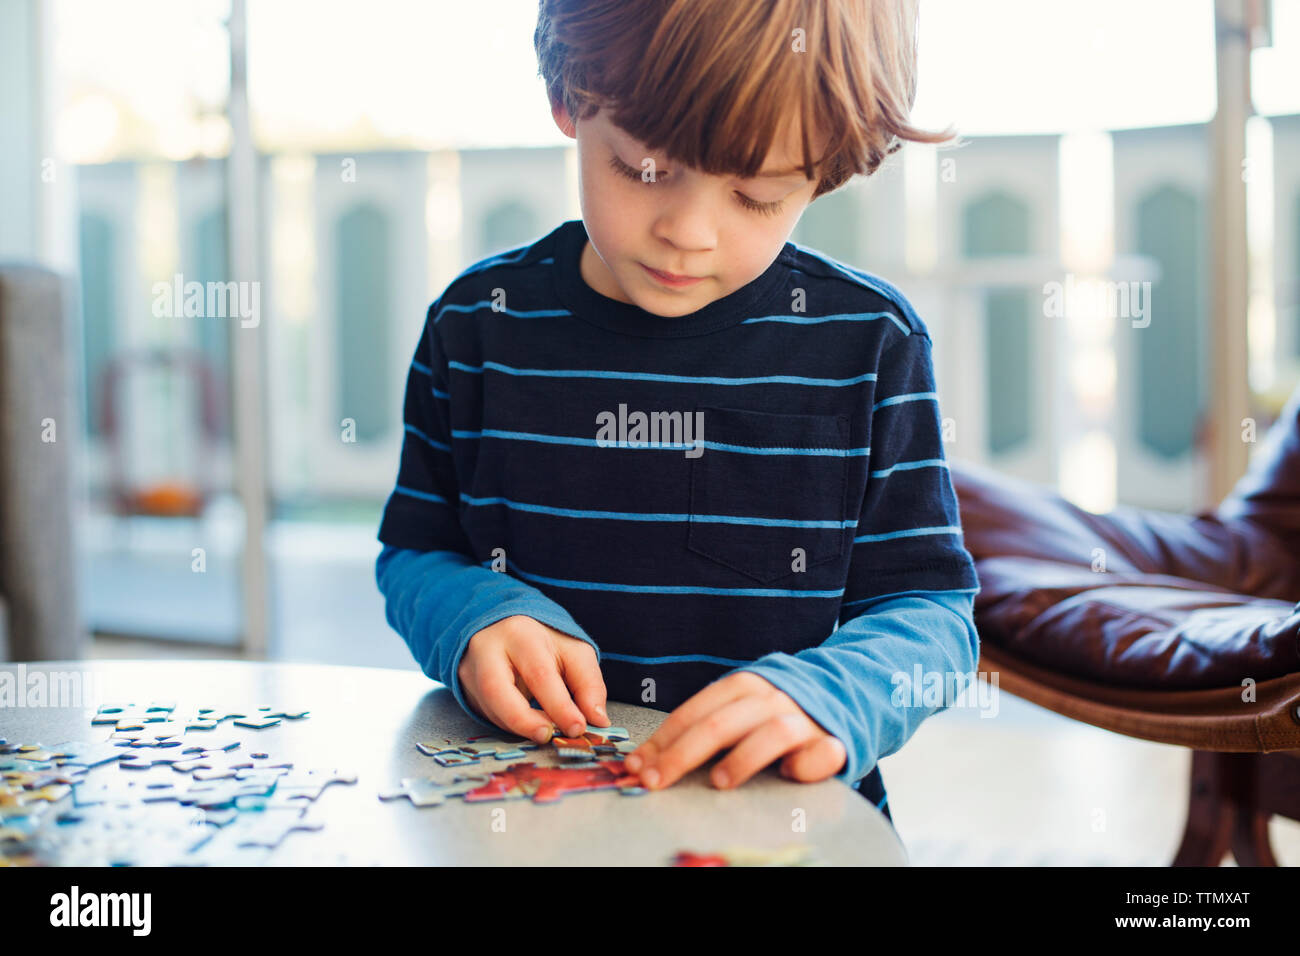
xmin=778 ymin=735 xmax=848 ymax=783
xmin=711 ymin=713 xmax=819 ymax=789
xmin=508 ymin=643 xmax=588 ymax=739
xmin=640 ymin=694 xmax=773 ymax=791
xmin=474 ymin=655 xmax=556 ymax=743
xmin=558 ymin=641 xmax=608 ymax=728
xmin=625 ymin=673 xmax=756 ymax=773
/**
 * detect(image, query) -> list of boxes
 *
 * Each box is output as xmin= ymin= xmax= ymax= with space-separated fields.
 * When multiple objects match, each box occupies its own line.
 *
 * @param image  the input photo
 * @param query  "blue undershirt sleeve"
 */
xmin=735 ymin=328 xmax=981 ymax=784
xmin=374 ymin=298 xmax=599 ymax=724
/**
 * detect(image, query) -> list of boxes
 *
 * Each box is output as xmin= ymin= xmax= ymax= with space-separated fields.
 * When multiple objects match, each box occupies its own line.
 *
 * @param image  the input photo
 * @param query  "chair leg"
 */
xmin=1173 ymin=752 xmax=1232 ymax=866
xmin=1230 ymin=809 xmax=1278 ymax=866
xmin=1174 ymin=751 xmax=1279 ymax=867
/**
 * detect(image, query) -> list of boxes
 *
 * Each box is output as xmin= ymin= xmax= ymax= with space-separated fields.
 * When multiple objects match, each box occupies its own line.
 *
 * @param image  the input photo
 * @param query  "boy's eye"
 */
xmin=607 ymin=154 xmax=785 ymax=218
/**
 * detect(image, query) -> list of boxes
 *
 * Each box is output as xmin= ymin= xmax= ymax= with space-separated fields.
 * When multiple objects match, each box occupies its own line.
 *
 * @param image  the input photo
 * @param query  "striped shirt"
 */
xmin=375 ymin=218 xmax=981 ymax=821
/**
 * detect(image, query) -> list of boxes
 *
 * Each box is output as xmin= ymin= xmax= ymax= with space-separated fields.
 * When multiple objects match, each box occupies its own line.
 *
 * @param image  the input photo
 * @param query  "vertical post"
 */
xmin=1208 ymin=0 xmax=1253 ymax=503
xmin=226 ymin=0 xmax=270 ymax=656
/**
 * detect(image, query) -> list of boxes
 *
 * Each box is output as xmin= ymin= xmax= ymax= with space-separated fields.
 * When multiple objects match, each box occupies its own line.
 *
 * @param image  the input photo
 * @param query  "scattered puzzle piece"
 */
xmin=44 ymin=741 xmax=129 ymax=769
xmin=382 ymin=759 xmax=645 ymax=809
xmin=378 ymin=776 xmax=489 ymax=807
xmin=551 ymin=726 xmax=631 ymax=759
xmin=272 ymin=769 xmax=357 ymax=801
xmin=671 ymin=845 xmax=816 ymax=867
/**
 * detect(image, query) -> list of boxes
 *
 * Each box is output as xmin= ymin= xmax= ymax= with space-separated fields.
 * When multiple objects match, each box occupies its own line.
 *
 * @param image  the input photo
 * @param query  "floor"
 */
xmin=878 ymin=692 xmax=1300 ymax=866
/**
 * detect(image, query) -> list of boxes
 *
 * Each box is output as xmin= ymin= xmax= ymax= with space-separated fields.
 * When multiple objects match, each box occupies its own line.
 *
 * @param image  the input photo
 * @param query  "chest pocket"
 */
xmin=687 ymin=405 xmax=851 ymax=584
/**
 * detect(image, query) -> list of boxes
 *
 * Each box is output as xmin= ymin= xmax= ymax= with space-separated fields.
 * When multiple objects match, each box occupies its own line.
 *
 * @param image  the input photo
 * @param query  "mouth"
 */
xmin=640 ymin=263 xmax=704 ymax=288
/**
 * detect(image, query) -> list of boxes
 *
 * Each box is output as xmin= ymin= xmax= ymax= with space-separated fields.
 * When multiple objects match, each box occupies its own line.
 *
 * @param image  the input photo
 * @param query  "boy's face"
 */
xmin=553 ymin=102 xmax=825 ymax=318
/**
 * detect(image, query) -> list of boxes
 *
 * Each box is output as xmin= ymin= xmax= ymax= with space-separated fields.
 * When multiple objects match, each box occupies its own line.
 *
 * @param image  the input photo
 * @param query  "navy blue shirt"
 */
xmin=376 ymin=218 xmax=981 ymax=818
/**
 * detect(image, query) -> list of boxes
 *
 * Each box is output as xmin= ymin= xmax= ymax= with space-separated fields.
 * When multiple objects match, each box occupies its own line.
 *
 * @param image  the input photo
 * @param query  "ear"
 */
xmin=551 ymin=99 xmax=577 ymax=139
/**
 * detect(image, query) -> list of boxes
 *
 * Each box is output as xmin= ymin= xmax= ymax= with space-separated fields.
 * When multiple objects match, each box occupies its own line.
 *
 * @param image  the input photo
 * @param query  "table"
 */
xmin=1 ymin=660 xmax=907 ymax=865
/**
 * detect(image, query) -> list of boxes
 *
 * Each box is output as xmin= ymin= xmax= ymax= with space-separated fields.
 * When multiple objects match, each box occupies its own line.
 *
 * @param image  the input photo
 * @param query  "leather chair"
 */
xmin=952 ymin=387 xmax=1300 ymax=866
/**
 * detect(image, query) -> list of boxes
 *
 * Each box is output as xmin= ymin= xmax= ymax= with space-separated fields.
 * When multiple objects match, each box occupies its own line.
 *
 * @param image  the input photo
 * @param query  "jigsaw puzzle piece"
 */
xmin=272 ymin=768 xmax=357 ymax=801
xmin=71 ymin=768 xmax=184 ymax=808
xmin=551 ymin=736 xmax=595 ymax=758
xmin=202 ymin=705 xmax=309 ymax=730
xmin=256 ymin=706 xmax=309 ymax=721
xmin=215 ymin=806 xmax=322 ymax=850
xmin=36 ymin=800 xmax=216 ymax=866
xmin=0 ymin=755 xmax=52 ymax=772
xmin=0 ymin=784 xmax=71 ymax=817
xmin=378 ymin=775 xmax=488 ymax=808
xmin=91 ymin=702 xmax=176 ymax=731
xmin=44 ymin=741 xmax=129 ymax=769
xmin=460 ymin=736 xmax=533 ymax=761
xmin=424 ymin=748 xmax=480 ymax=768
xmin=231 ymin=715 xmax=280 ymax=729
xmin=179 ymin=769 xmax=283 ymax=811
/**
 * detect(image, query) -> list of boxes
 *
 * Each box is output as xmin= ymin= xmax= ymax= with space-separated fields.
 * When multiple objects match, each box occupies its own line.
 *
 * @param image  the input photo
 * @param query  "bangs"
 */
xmin=537 ymin=0 xmax=953 ymax=197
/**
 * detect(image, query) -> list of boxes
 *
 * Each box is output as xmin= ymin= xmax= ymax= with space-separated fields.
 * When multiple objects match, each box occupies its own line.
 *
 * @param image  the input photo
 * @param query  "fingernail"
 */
xmin=624 ymin=754 xmax=641 ymax=772
xmin=533 ymin=726 xmax=554 ymax=744
xmin=713 ymin=769 xmax=729 ymax=789
xmin=595 ymin=706 xmax=608 ymax=723
xmin=567 ymin=721 xmax=584 ymax=738
xmin=642 ymin=768 xmax=660 ymax=788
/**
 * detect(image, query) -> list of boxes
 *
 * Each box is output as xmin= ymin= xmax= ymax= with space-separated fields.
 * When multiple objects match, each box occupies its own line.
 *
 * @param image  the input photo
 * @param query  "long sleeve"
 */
xmin=376 ymin=543 xmax=600 ymax=722
xmin=374 ymin=298 xmax=600 ymax=720
xmin=737 ymin=329 xmax=981 ymax=784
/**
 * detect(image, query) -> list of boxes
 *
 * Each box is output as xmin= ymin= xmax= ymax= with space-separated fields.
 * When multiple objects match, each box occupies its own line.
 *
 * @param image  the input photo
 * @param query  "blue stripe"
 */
xmin=741 ymin=310 xmax=908 ymax=334
xmin=433 ymin=302 xmax=573 ymax=324
xmin=869 ymin=458 xmax=948 ymax=479
xmin=495 ymin=561 xmax=844 ymax=599
xmin=404 ymin=424 xmax=450 ymax=453
xmin=841 ymin=586 xmax=980 ymax=609
xmin=601 ymin=651 xmax=757 ymax=667
xmin=393 ymin=485 xmax=448 ymax=504
xmin=432 ymin=387 xmax=449 ymax=399
xmin=449 ymin=359 xmax=875 ymax=388
xmin=873 ymin=391 xmax=937 ymax=411
xmin=453 ymin=428 xmax=865 ymax=457
xmin=459 ymin=493 xmax=856 ymax=528
xmin=410 ymin=358 xmax=431 ymax=376
xmin=854 ymin=525 xmax=963 ymax=544
xmin=787 ymin=260 xmax=919 ymax=338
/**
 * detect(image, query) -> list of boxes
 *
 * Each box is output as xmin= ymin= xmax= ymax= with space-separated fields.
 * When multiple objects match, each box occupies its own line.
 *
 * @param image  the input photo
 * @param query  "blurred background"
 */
xmin=2 ymin=0 xmax=1298 ymax=863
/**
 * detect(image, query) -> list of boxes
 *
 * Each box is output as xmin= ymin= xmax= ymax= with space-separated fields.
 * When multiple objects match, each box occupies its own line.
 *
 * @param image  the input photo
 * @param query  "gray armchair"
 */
xmin=0 ymin=264 xmax=85 ymax=661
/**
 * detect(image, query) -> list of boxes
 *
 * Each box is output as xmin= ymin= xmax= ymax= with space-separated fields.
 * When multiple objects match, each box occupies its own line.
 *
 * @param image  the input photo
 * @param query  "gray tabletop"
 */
xmin=0 ymin=660 xmax=906 ymax=866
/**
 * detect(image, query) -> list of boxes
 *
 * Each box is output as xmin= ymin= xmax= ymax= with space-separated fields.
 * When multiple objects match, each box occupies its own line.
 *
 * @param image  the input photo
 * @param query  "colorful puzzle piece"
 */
xmin=382 ymin=759 xmax=645 ymax=810
xmin=670 ymin=844 xmax=816 ymax=867
xmin=44 ymin=741 xmax=130 ymax=769
xmin=379 ymin=775 xmax=490 ymax=807
xmin=1 ymin=701 xmax=332 ymax=866
xmin=551 ymin=726 xmax=631 ymax=759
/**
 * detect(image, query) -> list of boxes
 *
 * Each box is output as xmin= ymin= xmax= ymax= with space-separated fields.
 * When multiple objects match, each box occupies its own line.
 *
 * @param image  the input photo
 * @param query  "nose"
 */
xmin=648 ymin=195 xmax=717 ymax=257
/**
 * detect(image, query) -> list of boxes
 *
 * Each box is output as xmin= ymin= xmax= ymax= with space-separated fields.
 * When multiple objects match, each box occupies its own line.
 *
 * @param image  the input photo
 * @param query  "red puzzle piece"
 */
xmin=459 ymin=760 xmax=644 ymax=804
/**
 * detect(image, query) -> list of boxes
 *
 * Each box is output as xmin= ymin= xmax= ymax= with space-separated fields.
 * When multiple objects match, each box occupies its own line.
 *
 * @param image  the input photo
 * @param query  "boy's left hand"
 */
xmin=623 ymin=671 xmax=847 ymax=790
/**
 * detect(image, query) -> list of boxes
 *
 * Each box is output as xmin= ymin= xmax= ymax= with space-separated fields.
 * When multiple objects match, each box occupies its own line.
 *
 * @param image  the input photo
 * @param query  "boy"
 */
xmin=375 ymin=0 xmax=979 ymax=825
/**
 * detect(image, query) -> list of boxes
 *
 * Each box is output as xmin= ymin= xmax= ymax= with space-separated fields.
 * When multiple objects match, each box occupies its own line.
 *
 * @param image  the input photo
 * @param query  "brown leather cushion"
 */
xmin=952 ymin=460 xmax=1300 ymax=689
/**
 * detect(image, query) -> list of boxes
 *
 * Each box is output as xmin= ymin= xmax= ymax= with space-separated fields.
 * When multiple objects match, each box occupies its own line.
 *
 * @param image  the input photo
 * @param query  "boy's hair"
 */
xmin=534 ymin=0 xmax=953 ymax=199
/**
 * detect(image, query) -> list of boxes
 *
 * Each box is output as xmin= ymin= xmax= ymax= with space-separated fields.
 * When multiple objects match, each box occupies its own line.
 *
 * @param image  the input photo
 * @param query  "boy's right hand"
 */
xmin=457 ymin=614 xmax=608 ymax=744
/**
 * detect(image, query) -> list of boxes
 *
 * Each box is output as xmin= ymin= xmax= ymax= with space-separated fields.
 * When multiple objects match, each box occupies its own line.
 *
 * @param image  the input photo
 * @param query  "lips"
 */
xmin=641 ymin=263 xmax=704 ymax=286
xmin=648 ymin=266 xmax=696 ymax=280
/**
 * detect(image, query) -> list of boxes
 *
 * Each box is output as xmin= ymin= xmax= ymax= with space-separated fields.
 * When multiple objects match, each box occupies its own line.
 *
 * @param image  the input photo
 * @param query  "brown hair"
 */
xmin=535 ymin=0 xmax=954 ymax=199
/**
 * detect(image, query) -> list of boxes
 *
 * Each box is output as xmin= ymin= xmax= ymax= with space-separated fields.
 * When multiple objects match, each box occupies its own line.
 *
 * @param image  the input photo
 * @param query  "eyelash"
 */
xmin=607 ymin=155 xmax=785 ymax=218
